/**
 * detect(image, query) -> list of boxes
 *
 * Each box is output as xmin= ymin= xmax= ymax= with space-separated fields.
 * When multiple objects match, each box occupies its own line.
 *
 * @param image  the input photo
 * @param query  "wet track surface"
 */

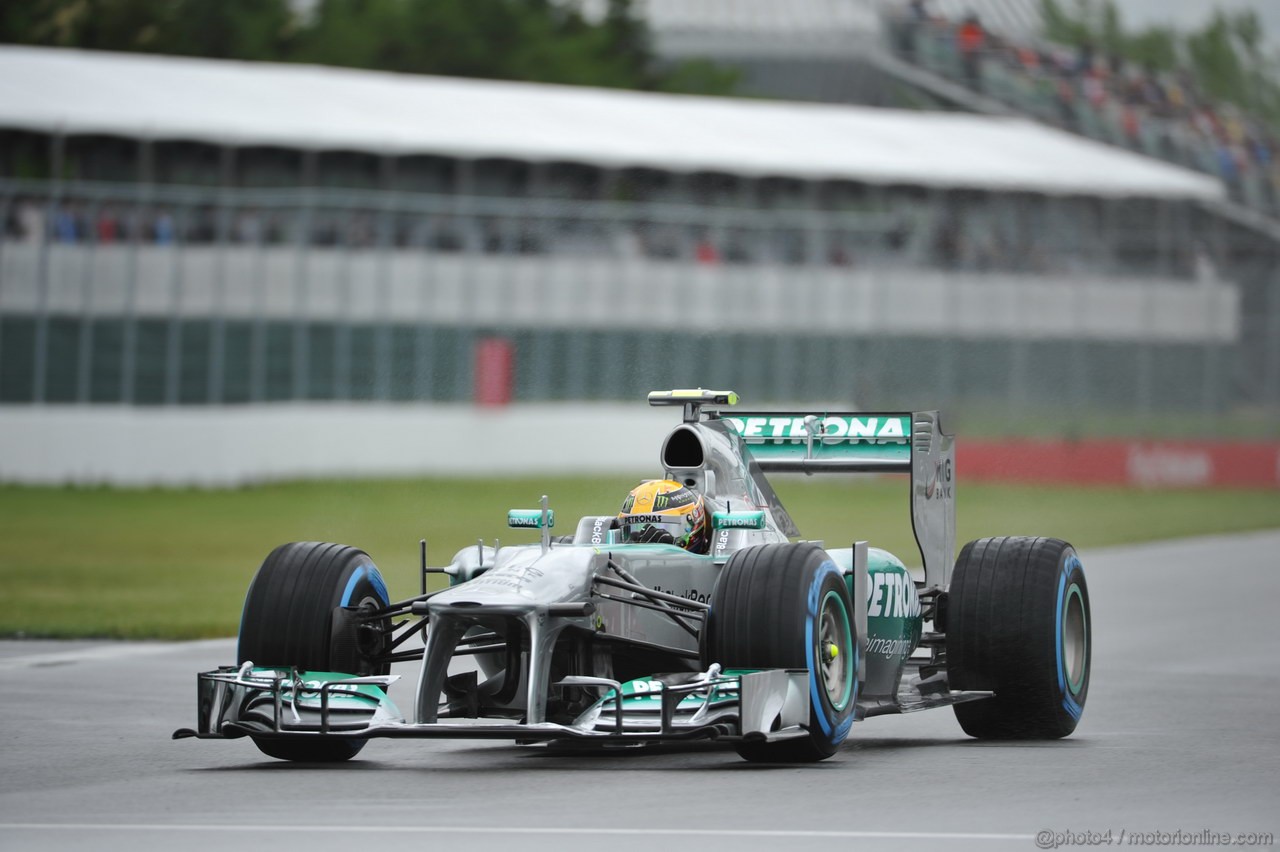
xmin=2 ymin=531 xmax=1278 ymax=852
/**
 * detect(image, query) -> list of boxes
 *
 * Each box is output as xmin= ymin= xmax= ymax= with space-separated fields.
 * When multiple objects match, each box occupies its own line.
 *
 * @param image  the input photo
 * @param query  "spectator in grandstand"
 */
xmin=429 ymin=215 xmax=463 ymax=252
xmin=640 ymin=223 xmax=680 ymax=260
xmin=345 ymin=212 xmax=375 ymax=247
xmin=482 ymin=219 xmax=506 ymax=254
xmin=892 ymin=0 xmax=933 ymax=60
xmin=828 ymin=239 xmax=853 ymax=267
xmin=51 ymin=202 xmax=80 ymax=242
xmin=153 ymin=210 xmax=176 ymax=245
xmin=612 ymin=226 xmax=642 ymax=259
xmin=931 ymin=211 xmax=962 ymax=269
xmin=14 ymin=198 xmax=44 ymax=244
xmin=311 ymin=216 xmax=339 ymax=247
xmin=956 ymin=14 xmax=986 ymax=88
xmin=723 ymin=230 xmax=752 ymax=264
xmin=1193 ymin=240 xmax=1218 ymax=285
xmin=236 ymin=209 xmax=263 ymax=244
xmin=694 ymin=233 xmax=721 ymax=264
xmin=96 ymin=207 xmax=119 ymax=243
xmin=189 ymin=206 xmax=217 ymax=243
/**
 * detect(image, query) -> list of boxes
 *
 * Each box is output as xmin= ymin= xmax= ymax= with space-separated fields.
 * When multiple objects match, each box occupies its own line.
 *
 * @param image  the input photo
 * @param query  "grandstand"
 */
xmin=588 ymin=0 xmax=1280 ymax=428
xmin=0 ymin=45 xmax=1269 ymax=431
xmin=608 ymin=1 xmax=1280 ymax=214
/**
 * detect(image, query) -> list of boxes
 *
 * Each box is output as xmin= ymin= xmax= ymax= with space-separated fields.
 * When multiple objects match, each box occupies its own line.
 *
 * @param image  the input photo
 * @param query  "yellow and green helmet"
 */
xmin=618 ymin=479 xmax=709 ymax=554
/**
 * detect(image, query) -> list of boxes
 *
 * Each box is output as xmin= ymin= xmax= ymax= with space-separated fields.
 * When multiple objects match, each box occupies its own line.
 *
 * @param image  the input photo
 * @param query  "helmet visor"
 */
xmin=619 ymin=513 xmax=691 ymax=544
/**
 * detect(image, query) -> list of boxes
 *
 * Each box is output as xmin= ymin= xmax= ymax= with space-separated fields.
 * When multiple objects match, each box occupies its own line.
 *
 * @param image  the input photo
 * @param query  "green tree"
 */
xmin=1126 ymin=27 xmax=1178 ymax=73
xmin=0 ymin=0 xmax=295 ymax=59
xmin=1041 ymin=0 xmax=1096 ymax=49
xmin=1186 ymin=11 xmax=1248 ymax=105
xmin=1 ymin=0 xmax=736 ymax=96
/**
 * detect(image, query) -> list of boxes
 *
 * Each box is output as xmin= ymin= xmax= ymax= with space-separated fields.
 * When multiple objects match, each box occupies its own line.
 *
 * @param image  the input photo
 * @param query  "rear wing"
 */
xmin=725 ymin=410 xmax=956 ymax=589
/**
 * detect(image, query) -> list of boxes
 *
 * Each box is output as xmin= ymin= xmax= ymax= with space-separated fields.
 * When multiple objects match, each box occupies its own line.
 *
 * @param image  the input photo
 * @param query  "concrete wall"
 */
xmin=5 ymin=403 xmax=1274 ymax=488
xmin=0 ymin=403 xmax=676 ymax=486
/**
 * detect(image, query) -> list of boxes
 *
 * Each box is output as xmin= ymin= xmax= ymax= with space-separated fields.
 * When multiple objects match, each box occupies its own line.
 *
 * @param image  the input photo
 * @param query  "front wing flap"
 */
xmin=174 ymin=664 xmax=811 ymax=746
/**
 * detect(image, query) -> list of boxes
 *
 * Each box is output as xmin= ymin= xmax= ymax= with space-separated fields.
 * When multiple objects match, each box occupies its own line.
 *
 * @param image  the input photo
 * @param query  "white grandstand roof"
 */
xmin=0 ymin=46 xmax=1223 ymax=200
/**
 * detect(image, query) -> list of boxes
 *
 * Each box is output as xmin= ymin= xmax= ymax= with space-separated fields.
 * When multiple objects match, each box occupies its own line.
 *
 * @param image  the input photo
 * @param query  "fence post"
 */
xmin=0 ymin=191 xmax=10 ymax=401
xmin=291 ymin=150 xmax=316 ymax=401
xmin=1268 ymin=263 xmax=1280 ymax=414
xmin=373 ymin=154 xmax=396 ymax=401
xmin=334 ymin=190 xmax=353 ymax=402
xmin=120 ymin=137 xmax=151 ymax=404
xmin=74 ymin=192 xmax=99 ymax=404
xmin=247 ymin=196 xmax=266 ymax=403
xmin=32 ymin=130 xmax=64 ymax=404
xmin=163 ymin=203 xmax=187 ymax=405
xmin=207 ymin=144 xmax=235 ymax=404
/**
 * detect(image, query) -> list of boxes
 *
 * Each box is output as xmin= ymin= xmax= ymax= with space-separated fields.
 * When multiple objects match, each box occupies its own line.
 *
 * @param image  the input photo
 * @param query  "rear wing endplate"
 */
xmin=725 ymin=411 xmax=956 ymax=589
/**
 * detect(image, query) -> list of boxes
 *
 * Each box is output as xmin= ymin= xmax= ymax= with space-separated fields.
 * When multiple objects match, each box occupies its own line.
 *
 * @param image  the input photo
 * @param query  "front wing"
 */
xmin=173 ymin=663 xmax=813 ymax=747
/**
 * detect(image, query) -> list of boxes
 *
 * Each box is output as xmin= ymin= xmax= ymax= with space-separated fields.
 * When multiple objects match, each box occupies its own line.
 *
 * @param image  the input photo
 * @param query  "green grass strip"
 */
xmin=1 ymin=477 xmax=1276 ymax=639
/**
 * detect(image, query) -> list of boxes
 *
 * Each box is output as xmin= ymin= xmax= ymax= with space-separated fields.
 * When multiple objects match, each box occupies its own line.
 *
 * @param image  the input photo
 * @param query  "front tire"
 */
xmin=238 ymin=541 xmax=391 ymax=762
xmin=946 ymin=536 xmax=1090 ymax=739
xmin=702 ymin=543 xmax=857 ymax=762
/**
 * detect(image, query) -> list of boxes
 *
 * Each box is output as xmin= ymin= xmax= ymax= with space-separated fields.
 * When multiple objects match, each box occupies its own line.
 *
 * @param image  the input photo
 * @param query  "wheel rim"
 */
xmin=817 ymin=590 xmax=854 ymax=711
xmin=351 ymin=595 xmax=389 ymax=676
xmin=1062 ymin=583 xmax=1088 ymax=694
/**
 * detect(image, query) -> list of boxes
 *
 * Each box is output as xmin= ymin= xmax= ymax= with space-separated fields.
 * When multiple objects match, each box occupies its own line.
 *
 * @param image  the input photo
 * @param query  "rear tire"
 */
xmin=238 ymin=541 xmax=391 ymax=762
xmin=702 ymin=543 xmax=857 ymax=763
xmin=946 ymin=536 xmax=1090 ymax=739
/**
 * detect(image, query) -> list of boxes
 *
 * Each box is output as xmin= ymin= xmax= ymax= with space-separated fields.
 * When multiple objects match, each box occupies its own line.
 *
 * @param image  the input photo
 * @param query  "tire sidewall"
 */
xmin=1054 ymin=548 xmax=1090 ymax=721
xmin=805 ymin=561 xmax=857 ymax=749
xmin=334 ymin=560 xmax=390 ymax=611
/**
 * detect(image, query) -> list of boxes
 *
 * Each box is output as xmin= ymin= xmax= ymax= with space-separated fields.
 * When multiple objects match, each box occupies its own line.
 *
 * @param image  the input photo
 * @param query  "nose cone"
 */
xmin=430 ymin=583 xmax=538 ymax=614
xmin=430 ymin=546 xmax=598 ymax=615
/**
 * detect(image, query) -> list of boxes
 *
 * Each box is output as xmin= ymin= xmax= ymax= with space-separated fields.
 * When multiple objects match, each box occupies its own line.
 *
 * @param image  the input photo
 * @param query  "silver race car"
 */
xmin=176 ymin=390 xmax=1091 ymax=763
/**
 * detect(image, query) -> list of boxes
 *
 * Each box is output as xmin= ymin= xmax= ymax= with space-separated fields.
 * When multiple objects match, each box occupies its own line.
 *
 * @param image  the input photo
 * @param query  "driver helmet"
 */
xmin=618 ymin=480 xmax=709 ymax=554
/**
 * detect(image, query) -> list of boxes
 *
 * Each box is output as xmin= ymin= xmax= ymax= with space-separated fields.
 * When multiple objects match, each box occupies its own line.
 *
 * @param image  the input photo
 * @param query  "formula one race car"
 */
xmin=175 ymin=390 xmax=1091 ymax=763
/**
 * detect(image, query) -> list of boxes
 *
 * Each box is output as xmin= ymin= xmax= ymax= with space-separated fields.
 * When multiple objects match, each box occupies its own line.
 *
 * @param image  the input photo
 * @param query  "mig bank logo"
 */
xmin=925 ymin=458 xmax=953 ymax=500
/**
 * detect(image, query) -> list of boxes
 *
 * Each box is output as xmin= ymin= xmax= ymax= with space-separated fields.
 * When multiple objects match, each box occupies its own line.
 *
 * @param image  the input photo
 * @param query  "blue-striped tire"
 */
xmin=946 ymin=537 xmax=1090 ymax=739
xmin=238 ymin=541 xmax=391 ymax=762
xmin=702 ymin=543 xmax=858 ymax=762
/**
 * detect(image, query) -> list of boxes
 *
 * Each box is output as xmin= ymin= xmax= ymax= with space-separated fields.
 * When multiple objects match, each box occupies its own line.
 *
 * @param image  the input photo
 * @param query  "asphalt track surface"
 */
xmin=2 ymin=531 xmax=1278 ymax=852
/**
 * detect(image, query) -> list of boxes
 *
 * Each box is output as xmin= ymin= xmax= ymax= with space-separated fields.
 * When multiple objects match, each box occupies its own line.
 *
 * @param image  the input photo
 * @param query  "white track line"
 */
xmin=0 ymin=824 xmax=1032 ymax=841
xmin=0 ymin=638 xmax=233 ymax=672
